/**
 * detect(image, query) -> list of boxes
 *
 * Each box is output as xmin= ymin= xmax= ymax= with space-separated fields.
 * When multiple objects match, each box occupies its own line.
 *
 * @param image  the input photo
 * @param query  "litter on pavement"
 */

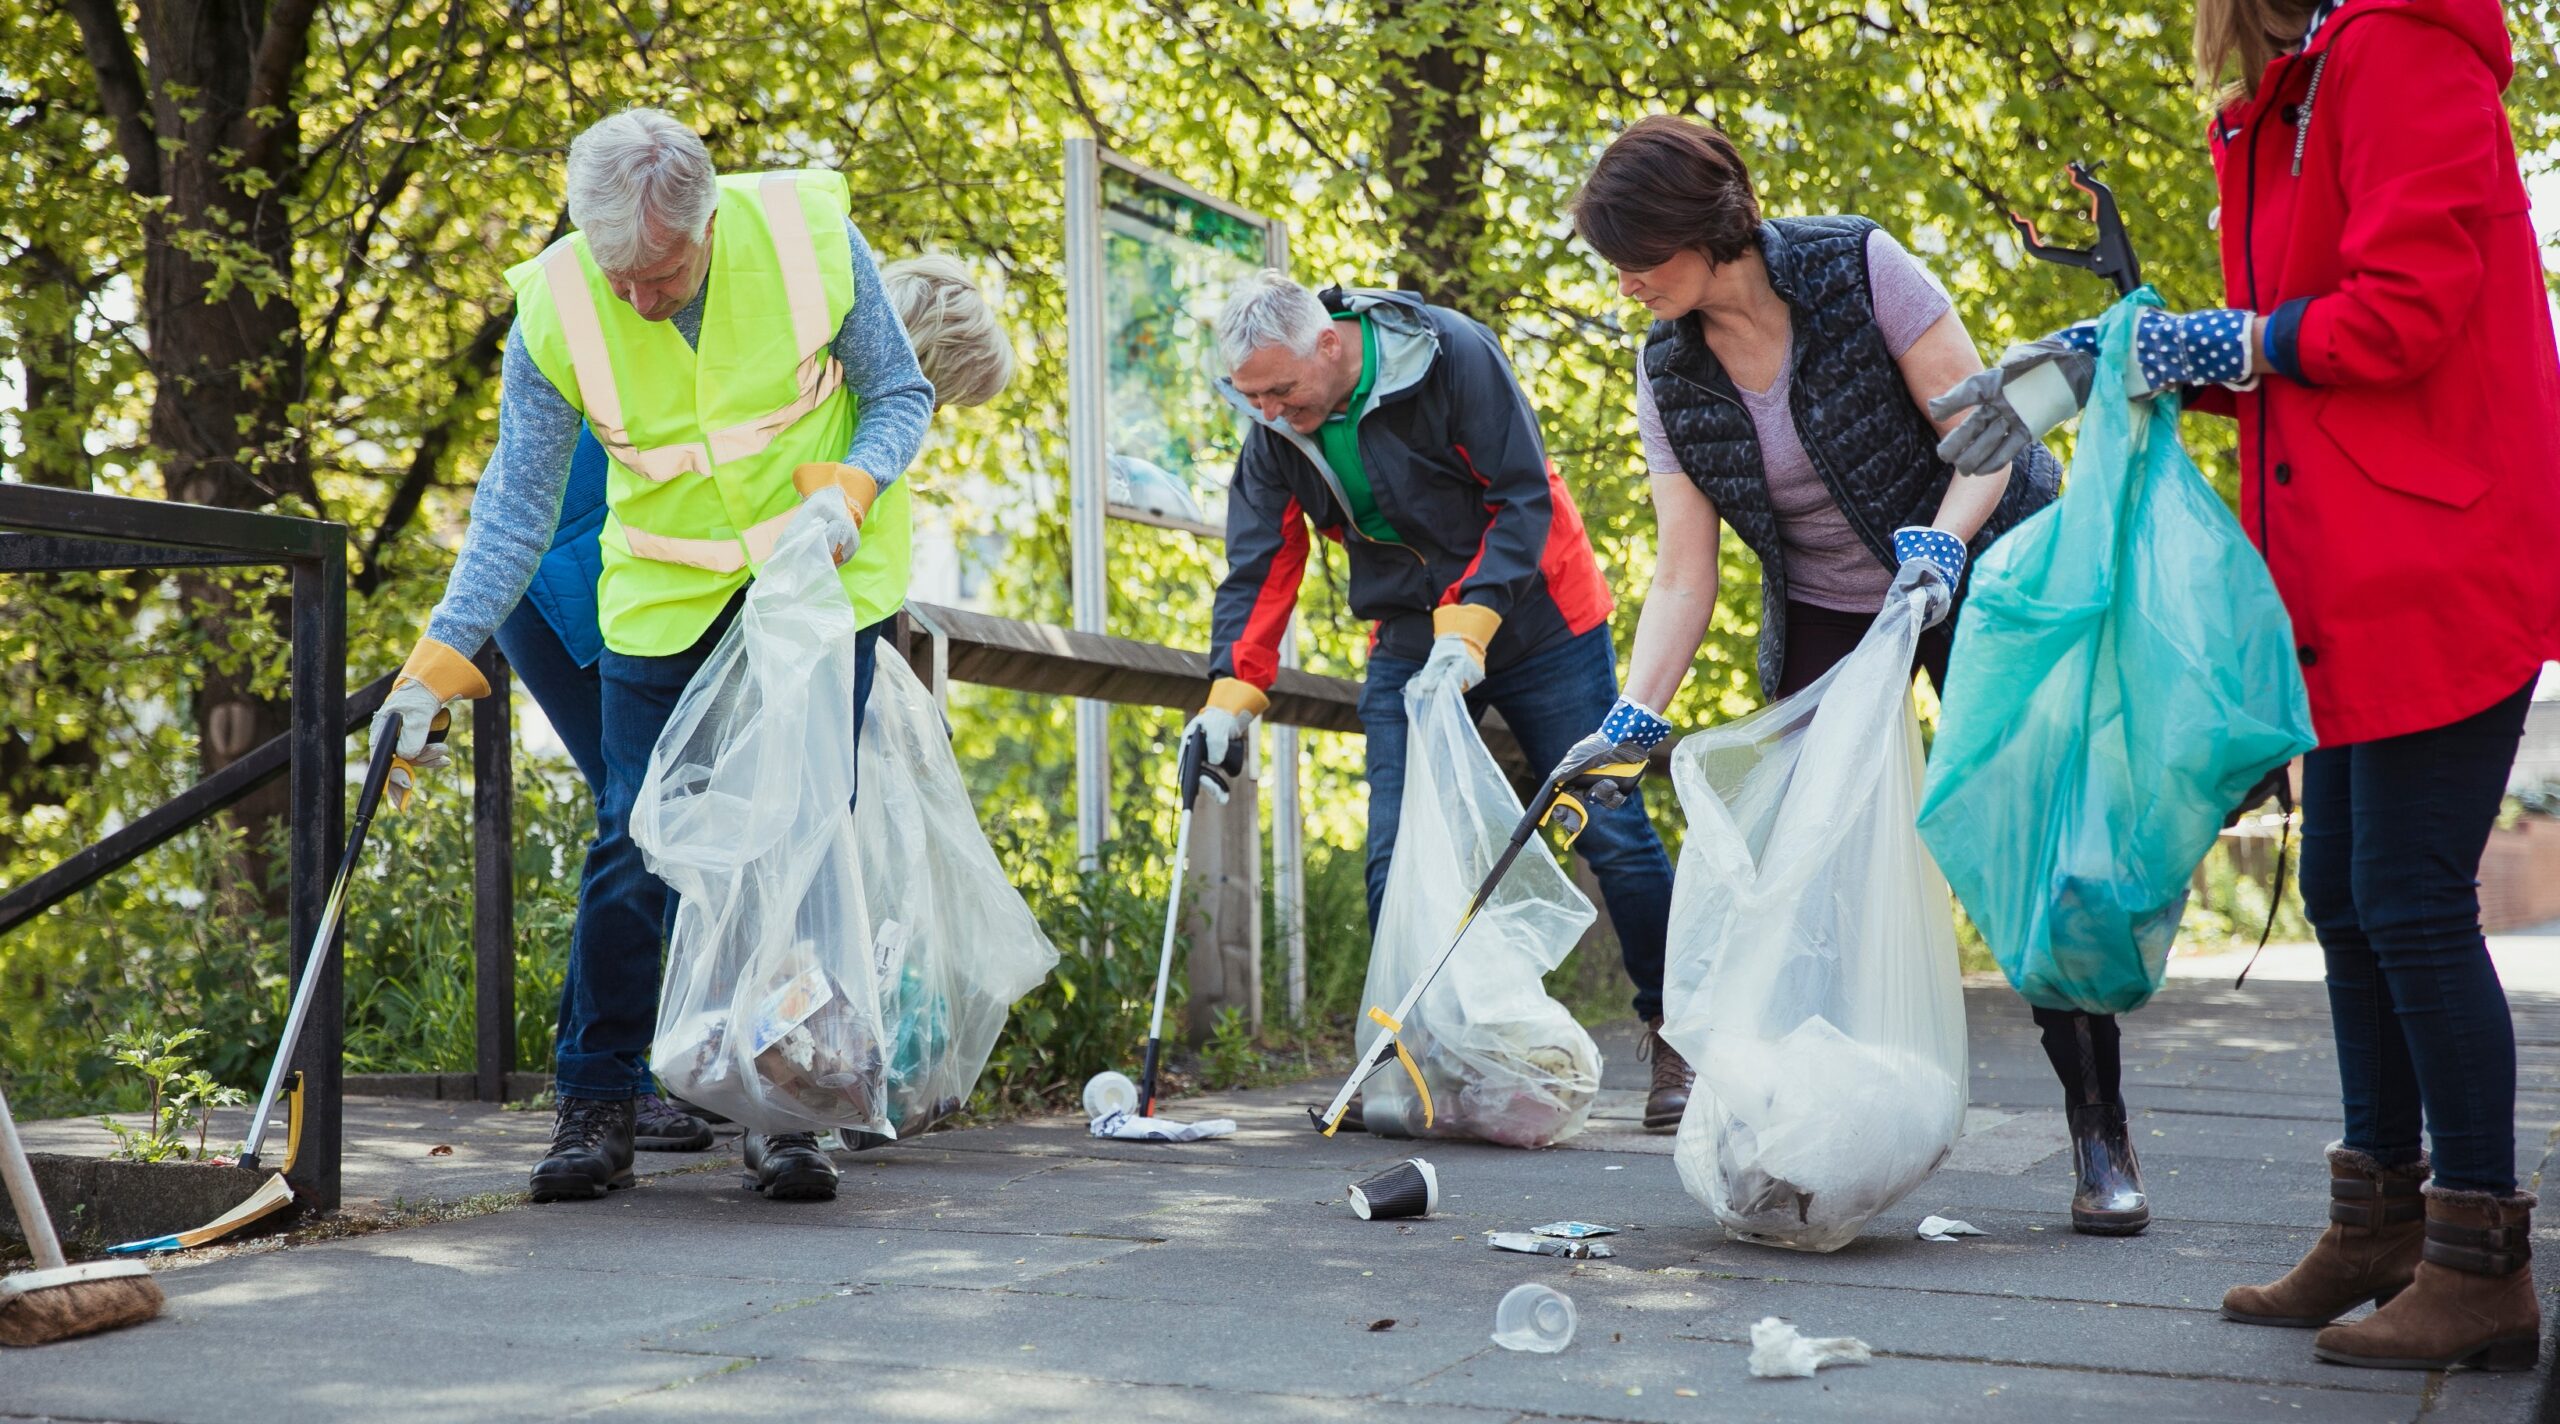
xmin=1487 ymin=1231 xmax=1614 ymax=1259
xmin=1747 ymin=1316 xmax=1872 ymax=1378
xmin=1088 ymin=1107 xmax=1236 ymax=1142
xmin=1530 ymin=1221 xmax=1619 ymax=1238
xmin=1348 ymin=1158 xmax=1438 ymax=1219
xmin=1917 ymin=1214 xmax=1986 ymax=1242
xmin=1490 ymin=1283 xmax=1578 ymax=1352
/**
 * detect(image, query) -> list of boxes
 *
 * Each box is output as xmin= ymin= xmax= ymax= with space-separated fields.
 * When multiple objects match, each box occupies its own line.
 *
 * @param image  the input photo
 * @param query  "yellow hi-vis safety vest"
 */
xmin=507 ymin=169 xmax=911 ymax=656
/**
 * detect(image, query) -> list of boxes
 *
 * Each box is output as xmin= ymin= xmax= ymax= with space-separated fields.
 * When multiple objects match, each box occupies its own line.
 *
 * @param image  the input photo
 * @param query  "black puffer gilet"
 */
xmin=1643 ymin=216 xmax=2059 ymax=694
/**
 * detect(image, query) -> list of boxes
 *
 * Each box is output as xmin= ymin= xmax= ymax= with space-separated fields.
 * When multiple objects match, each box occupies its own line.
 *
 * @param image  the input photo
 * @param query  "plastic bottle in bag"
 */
xmin=1357 ymin=677 xmax=1603 ymax=1149
xmin=634 ymin=490 xmax=893 ymax=1136
xmin=1661 ymin=585 xmax=1968 ymax=1251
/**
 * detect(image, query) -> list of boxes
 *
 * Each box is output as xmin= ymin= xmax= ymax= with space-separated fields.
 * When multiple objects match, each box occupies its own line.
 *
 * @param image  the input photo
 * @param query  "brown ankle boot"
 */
xmin=2312 ymin=1184 xmax=2540 ymax=1371
xmin=1639 ymin=1018 xmax=1692 ymax=1133
xmin=2223 ymin=1145 xmax=2428 ymax=1327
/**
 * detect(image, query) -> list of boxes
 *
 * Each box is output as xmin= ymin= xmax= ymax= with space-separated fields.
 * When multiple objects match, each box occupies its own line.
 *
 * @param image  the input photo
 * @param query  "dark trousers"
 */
xmin=493 ymin=598 xmax=607 ymax=792
xmin=553 ymin=594 xmax=880 ymax=1098
xmin=1774 ymin=598 xmax=2122 ymax=1104
xmin=2300 ymin=678 xmax=2535 ymax=1193
xmin=1358 ymin=625 xmax=1678 ymax=1021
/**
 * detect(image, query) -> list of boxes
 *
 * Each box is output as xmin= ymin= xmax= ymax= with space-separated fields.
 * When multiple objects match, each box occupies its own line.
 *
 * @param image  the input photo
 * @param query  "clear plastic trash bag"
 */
xmin=1662 ymin=585 xmax=1968 ymax=1252
xmin=635 ymin=489 xmax=892 ymax=1136
xmin=1357 ymin=677 xmax=1602 ymax=1149
xmin=854 ymin=654 xmax=1059 ymax=1137
xmin=1917 ymin=292 xmax=2318 ymax=1016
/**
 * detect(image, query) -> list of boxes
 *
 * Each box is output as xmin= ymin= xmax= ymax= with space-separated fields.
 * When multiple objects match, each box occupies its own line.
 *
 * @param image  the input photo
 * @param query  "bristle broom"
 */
xmin=0 ymin=1261 xmax=165 ymax=1346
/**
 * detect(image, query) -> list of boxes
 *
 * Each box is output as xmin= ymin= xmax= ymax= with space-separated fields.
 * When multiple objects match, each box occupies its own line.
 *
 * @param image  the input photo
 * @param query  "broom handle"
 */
xmin=0 ymin=1083 xmax=68 ymax=1272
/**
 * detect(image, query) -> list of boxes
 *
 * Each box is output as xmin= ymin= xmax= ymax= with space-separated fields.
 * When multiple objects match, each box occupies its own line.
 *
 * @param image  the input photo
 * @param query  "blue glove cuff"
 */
xmin=2134 ymin=308 xmax=2254 ymax=389
xmin=1598 ymin=696 xmax=1673 ymax=751
xmin=2049 ymin=322 xmax=2101 ymax=357
xmin=1893 ymin=526 xmax=1968 ymax=582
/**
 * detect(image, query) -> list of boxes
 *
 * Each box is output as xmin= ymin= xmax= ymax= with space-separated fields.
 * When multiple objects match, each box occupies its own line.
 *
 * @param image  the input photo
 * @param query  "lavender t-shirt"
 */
xmin=1636 ymin=229 xmax=1953 ymax=612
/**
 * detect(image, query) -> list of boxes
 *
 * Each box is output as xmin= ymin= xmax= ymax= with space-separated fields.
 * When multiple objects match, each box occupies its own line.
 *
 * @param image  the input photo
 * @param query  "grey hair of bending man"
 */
xmin=565 ymin=109 xmax=718 ymax=275
xmin=1213 ymin=270 xmax=1331 ymax=370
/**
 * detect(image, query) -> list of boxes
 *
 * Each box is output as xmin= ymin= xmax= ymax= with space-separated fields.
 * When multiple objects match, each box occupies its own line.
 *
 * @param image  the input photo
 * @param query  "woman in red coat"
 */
xmin=1935 ymin=0 xmax=2560 ymax=1372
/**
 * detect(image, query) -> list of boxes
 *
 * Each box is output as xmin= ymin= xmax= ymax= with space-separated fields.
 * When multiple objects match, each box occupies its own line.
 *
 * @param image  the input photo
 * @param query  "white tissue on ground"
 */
xmin=1088 ymin=1108 xmax=1237 ymax=1142
xmin=1747 ymin=1316 xmax=1873 ymax=1378
xmin=1917 ymin=1214 xmax=1986 ymax=1242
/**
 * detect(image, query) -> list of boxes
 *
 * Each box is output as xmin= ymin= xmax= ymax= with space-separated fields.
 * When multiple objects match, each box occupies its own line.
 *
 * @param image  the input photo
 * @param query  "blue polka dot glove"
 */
xmin=2054 ymin=309 xmax=2257 ymax=398
xmin=1550 ymin=696 xmax=1674 ymax=804
xmin=1891 ymin=526 xmax=1966 ymax=629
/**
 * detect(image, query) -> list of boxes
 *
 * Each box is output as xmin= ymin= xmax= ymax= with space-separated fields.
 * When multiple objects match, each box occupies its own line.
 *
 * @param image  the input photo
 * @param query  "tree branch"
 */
xmin=241 ymin=0 xmax=323 ymax=171
xmin=56 ymin=0 xmax=159 ymax=196
xmin=1034 ymin=3 xmax=1115 ymax=147
xmin=353 ymin=300 xmax=512 ymax=593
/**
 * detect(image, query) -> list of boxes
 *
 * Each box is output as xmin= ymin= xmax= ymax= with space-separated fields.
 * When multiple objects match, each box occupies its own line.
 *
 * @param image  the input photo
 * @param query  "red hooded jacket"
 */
xmin=2196 ymin=0 xmax=2560 ymax=747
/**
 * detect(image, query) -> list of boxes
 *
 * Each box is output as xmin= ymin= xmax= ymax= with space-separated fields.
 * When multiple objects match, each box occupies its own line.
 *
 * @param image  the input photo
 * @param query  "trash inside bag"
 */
xmin=1918 ymin=292 xmax=2317 ymax=1016
xmin=1357 ymin=677 xmax=1602 ymax=1148
xmin=855 ymin=655 xmax=1059 ymax=1137
xmin=635 ymin=488 xmax=892 ymax=1136
xmin=1662 ymin=587 xmax=1967 ymax=1251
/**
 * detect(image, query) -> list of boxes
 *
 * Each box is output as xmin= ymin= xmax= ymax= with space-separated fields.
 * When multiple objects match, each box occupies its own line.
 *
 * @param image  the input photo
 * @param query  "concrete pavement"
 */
xmin=5 ymin=959 xmax=2557 ymax=1423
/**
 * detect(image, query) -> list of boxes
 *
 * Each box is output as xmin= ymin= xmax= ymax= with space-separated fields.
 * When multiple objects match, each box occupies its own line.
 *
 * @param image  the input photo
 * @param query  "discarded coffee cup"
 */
xmin=1348 ymin=1158 xmax=1439 ymax=1220
xmin=1083 ymin=1070 xmax=1138 ymax=1121
xmin=1490 ymin=1283 xmax=1577 ymax=1353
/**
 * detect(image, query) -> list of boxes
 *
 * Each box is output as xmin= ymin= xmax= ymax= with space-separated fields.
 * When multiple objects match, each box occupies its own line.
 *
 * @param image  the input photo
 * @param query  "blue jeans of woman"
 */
xmin=552 ymin=593 xmax=881 ymax=1099
xmin=2300 ymin=677 xmax=2535 ymax=1193
xmin=1358 ymin=625 xmax=1676 ymax=1021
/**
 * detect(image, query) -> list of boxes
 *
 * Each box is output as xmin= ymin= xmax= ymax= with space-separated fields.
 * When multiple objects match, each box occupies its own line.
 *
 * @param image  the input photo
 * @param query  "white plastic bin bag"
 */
xmin=854 ymin=655 xmax=1059 ymax=1137
xmin=635 ymin=490 xmax=892 ymax=1136
xmin=1662 ymin=586 xmax=1968 ymax=1250
xmin=1357 ymin=677 xmax=1602 ymax=1148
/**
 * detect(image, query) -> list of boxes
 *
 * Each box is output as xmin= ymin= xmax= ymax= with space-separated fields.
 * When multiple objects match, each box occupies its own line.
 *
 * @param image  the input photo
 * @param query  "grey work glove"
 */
xmin=1927 ymin=335 xmax=2095 ymax=476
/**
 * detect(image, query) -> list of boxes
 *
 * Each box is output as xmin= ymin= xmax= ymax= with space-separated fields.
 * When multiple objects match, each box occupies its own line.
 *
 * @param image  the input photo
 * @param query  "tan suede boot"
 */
xmin=2312 ymin=1184 xmax=2540 ymax=1371
xmin=2223 ymin=1145 xmax=2428 ymax=1327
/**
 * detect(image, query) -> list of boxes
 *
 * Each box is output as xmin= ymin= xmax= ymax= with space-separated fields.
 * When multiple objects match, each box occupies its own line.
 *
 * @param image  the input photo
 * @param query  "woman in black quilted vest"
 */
xmin=1551 ymin=116 xmax=2146 ymax=1236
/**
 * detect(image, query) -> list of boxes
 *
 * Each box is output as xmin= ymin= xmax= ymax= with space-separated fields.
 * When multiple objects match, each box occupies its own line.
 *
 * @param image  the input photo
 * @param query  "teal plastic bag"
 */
xmin=1916 ymin=291 xmax=2317 ymax=1014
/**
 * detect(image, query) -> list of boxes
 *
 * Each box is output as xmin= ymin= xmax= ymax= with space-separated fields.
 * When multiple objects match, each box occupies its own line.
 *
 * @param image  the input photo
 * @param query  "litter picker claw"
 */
xmin=2006 ymin=159 xmax=2144 ymax=297
xmin=1307 ymin=749 xmax=1648 ymax=1137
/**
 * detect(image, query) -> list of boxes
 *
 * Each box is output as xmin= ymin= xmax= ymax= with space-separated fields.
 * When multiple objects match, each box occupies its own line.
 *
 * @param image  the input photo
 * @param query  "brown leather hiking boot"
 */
xmin=2313 ymin=1184 xmax=2540 ymax=1371
xmin=2224 ymin=1145 xmax=2427 ymax=1327
xmin=1639 ymin=1018 xmax=1692 ymax=1133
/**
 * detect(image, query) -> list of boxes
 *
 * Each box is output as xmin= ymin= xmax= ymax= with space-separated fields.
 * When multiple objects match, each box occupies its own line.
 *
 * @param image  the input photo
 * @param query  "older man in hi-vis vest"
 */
xmin=372 ymin=110 xmax=933 ymax=1205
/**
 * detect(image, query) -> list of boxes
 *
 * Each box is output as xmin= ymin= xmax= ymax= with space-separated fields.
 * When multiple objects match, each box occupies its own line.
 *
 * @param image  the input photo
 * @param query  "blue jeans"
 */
xmin=555 ymin=594 xmax=881 ymax=1099
xmin=2300 ymin=677 xmax=2535 ymax=1194
xmin=1359 ymin=625 xmax=1675 ymax=1021
xmin=493 ymin=597 xmax=607 ymax=793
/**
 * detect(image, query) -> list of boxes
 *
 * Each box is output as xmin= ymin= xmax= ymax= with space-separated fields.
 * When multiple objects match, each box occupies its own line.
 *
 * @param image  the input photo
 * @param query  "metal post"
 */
xmin=472 ymin=647 xmax=516 ymax=1103
xmin=1064 ymin=136 xmax=1111 ymax=865
xmin=1275 ymin=624 xmax=1306 ymax=1024
xmin=1261 ymin=217 xmax=1305 ymax=1025
xmin=285 ymin=536 xmax=347 ymax=1210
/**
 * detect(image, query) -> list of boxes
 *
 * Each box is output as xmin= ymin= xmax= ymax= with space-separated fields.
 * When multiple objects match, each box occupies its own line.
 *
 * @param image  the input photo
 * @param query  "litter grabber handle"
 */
xmin=1177 ymin=720 xmax=1246 ymax=812
xmin=240 ymin=714 xmax=415 ymax=1172
xmin=2005 ymin=159 xmax=2143 ymax=297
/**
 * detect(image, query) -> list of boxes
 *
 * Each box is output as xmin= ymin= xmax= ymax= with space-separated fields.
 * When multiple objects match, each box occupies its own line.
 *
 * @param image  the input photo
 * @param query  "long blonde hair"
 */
xmin=2193 ymin=0 xmax=2322 ymax=104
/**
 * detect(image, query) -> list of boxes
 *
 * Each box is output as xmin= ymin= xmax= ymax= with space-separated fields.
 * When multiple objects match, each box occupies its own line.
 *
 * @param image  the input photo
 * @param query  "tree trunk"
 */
xmin=1380 ymin=22 xmax=1490 ymax=308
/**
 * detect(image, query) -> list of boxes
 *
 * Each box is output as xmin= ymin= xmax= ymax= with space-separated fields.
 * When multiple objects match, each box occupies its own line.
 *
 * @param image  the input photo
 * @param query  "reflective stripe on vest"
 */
xmin=544 ymin=174 xmax=843 ymax=488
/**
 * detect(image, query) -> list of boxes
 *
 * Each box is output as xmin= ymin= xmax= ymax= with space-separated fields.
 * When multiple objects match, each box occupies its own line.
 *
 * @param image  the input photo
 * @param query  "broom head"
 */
xmin=0 ymin=1259 xmax=164 ymax=1346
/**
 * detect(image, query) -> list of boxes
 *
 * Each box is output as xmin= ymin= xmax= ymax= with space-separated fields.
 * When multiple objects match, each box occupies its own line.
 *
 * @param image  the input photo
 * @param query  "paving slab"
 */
xmin=6 ymin=970 xmax=2556 ymax=1423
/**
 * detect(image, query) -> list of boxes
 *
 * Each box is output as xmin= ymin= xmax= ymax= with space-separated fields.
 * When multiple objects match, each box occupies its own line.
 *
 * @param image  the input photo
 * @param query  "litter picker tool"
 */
xmin=1308 ymin=749 xmax=1647 ymax=1136
xmin=108 ymin=709 xmax=444 ymax=1255
xmin=0 ymin=1081 xmax=164 ymax=1345
xmin=1133 ymin=723 xmax=1246 ymax=1118
xmin=2005 ymin=159 xmax=2143 ymax=297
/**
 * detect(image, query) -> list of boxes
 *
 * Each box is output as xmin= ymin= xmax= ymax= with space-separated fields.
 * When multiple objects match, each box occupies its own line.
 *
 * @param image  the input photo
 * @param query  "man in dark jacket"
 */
xmin=1182 ymin=272 xmax=1689 ymax=1130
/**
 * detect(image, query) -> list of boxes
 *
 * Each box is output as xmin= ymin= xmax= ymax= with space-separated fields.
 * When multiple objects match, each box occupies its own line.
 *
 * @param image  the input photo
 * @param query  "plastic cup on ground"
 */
xmin=1083 ymin=1071 xmax=1138 ymax=1121
xmin=1490 ymin=1283 xmax=1577 ymax=1353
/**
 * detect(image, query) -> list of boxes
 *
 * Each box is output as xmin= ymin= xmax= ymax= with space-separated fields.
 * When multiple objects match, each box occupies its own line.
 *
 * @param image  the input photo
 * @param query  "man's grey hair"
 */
xmin=1214 ymin=270 xmax=1329 ymax=370
xmin=883 ymin=254 xmax=1018 ymax=409
xmin=566 ymin=109 xmax=718 ymax=274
